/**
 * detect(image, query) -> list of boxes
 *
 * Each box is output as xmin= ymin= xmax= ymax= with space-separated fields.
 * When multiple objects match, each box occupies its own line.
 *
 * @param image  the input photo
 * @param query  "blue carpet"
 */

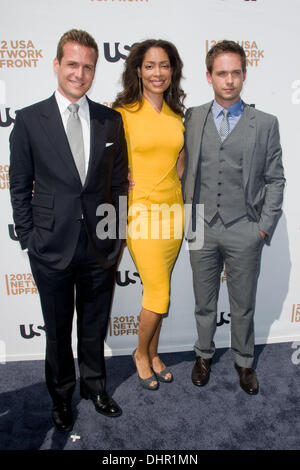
xmin=0 ymin=342 xmax=299 ymax=450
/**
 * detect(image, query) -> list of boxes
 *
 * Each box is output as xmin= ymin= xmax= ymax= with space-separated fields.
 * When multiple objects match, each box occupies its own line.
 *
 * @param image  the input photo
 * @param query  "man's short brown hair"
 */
xmin=56 ymin=29 xmax=99 ymax=64
xmin=206 ymin=40 xmax=246 ymax=74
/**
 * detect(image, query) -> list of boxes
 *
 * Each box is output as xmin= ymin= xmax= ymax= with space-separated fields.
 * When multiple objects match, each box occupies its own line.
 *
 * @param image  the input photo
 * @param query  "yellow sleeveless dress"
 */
xmin=116 ymin=98 xmax=184 ymax=313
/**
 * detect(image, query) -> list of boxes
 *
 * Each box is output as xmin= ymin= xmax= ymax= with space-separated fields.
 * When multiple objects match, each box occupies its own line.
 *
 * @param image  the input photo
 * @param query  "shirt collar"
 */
xmin=55 ymin=89 xmax=89 ymax=117
xmin=212 ymin=98 xmax=243 ymax=118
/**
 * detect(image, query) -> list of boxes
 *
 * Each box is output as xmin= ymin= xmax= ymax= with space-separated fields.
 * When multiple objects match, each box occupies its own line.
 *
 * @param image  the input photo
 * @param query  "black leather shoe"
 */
xmin=191 ymin=357 xmax=211 ymax=387
xmin=81 ymin=389 xmax=122 ymax=417
xmin=52 ymin=402 xmax=73 ymax=433
xmin=235 ymin=363 xmax=259 ymax=395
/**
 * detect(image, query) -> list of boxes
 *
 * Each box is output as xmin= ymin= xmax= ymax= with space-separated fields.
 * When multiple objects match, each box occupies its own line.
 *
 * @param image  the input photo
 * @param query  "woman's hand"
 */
xmin=177 ymin=148 xmax=185 ymax=180
xmin=128 ymin=169 xmax=135 ymax=191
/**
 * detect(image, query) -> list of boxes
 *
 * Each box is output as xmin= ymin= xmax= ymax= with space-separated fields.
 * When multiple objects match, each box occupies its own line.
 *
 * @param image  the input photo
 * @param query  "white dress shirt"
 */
xmin=55 ymin=90 xmax=91 ymax=172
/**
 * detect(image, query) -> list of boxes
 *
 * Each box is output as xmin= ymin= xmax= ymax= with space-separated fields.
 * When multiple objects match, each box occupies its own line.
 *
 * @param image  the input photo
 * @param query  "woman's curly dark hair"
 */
xmin=113 ymin=39 xmax=186 ymax=117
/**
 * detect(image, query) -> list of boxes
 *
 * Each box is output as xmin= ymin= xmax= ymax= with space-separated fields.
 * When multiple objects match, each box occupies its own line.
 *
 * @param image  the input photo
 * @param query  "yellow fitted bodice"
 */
xmin=116 ymin=98 xmax=184 ymax=207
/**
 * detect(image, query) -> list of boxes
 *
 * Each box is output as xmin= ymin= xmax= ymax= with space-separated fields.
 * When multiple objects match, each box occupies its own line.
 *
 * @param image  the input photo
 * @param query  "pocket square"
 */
xmin=105 ymin=142 xmax=114 ymax=147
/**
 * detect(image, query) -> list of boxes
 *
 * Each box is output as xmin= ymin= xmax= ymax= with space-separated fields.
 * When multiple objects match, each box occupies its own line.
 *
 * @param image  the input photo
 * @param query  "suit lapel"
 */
xmin=39 ymin=94 xmax=81 ymax=183
xmin=189 ymin=102 xmax=212 ymax=177
xmin=242 ymin=104 xmax=256 ymax=189
xmin=84 ymin=98 xmax=106 ymax=188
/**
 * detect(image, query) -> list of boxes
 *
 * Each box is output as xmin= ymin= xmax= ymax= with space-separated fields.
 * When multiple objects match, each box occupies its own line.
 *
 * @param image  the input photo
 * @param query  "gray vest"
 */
xmin=194 ymin=110 xmax=248 ymax=225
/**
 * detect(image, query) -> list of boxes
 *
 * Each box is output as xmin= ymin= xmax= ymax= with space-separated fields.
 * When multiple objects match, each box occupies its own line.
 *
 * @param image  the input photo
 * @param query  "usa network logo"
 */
xmin=0 ymin=107 xmax=16 ymax=127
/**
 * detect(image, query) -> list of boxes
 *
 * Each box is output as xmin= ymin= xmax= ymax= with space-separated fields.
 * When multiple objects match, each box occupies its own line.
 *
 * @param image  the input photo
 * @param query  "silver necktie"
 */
xmin=219 ymin=108 xmax=230 ymax=142
xmin=67 ymin=103 xmax=85 ymax=184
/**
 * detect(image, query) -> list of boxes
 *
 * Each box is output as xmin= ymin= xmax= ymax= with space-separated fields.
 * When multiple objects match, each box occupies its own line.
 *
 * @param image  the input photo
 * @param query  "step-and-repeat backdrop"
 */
xmin=1 ymin=0 xmax=299 ymax=362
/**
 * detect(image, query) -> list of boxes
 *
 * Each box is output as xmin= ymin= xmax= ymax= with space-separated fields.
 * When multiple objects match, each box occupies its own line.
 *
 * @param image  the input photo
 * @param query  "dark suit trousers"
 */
xmin=28 ymin=222 xmax=116 ymax=404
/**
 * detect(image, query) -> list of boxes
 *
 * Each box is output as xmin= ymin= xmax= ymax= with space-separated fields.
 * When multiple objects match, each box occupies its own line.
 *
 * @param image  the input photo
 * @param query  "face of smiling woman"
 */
xmin=138 ymin=47 xmax=172 ymax=102
xmin=53 ymin=41 xmax=97 ymax=102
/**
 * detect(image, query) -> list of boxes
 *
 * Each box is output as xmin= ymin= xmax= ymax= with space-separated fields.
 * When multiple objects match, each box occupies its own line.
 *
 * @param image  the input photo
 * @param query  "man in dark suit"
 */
xmin=182 ymin=40 xmax=285 ymax=395
xmin=9 ymin=29 xmax=128 ymax=432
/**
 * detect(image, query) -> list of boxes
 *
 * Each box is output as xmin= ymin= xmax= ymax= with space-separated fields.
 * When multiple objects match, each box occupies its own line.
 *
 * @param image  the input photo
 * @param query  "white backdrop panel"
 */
xmin=0 ymin=0 xmax=299 ymax=361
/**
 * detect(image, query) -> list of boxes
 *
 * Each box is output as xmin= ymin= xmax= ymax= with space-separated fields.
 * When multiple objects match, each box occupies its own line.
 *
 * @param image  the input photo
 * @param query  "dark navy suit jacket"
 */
xmin=9 ymin=94 xmax=128 ymax=269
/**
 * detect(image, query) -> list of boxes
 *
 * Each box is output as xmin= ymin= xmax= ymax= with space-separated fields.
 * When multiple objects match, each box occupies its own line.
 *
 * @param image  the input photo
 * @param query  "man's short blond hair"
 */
xmin=56 ymin=29 xmax=98 ymax=64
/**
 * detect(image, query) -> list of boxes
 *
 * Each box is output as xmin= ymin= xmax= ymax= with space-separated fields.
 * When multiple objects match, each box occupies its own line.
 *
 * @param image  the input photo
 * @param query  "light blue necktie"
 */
xmin=219 ymin=109 xmax=230 ymax=142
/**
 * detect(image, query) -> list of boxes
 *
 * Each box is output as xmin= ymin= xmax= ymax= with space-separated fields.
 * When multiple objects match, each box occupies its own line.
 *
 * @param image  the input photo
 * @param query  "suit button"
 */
xmin=217 ymin=204 xmax=220 ymax=207
xmin=217 ymin=193 xmax=221 ymax=196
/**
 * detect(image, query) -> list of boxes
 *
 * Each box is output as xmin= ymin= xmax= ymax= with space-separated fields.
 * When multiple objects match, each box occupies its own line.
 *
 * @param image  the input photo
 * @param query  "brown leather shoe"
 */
xmin=235 ymin=363 xmax=259 ymax=395
xmin=191 ymin=357 xmax=211 ymax=386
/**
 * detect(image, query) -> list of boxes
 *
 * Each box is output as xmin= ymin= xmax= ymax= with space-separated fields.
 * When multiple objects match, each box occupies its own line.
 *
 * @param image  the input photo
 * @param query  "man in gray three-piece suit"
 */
xmin=182 ymin=40 xmax=285 ymax=394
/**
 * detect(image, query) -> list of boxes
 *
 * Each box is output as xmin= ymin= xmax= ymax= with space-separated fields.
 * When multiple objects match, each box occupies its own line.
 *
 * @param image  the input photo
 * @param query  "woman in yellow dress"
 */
xmin=113 ymin=39 xmax=185 ymax=389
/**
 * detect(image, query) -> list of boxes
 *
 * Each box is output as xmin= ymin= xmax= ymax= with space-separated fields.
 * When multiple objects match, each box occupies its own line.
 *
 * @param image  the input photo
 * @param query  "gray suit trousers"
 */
xmin=189 ymin=215 xmax=264 ymax=368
